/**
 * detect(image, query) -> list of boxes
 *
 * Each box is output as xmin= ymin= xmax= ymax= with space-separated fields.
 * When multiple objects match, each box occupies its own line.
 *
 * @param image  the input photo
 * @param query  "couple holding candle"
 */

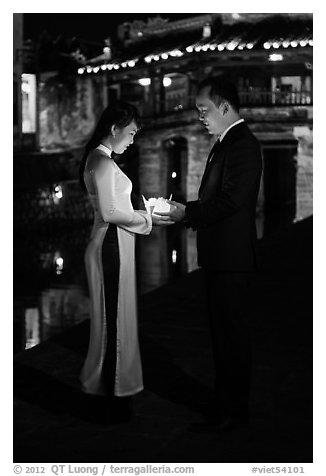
xmin=79 ymin=75 xmax=262 ymax=432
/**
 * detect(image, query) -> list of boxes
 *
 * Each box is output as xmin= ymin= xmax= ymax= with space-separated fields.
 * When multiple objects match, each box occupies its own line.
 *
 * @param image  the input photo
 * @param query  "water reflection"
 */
xmin=14 ymin=207 xmax=296 ymax=353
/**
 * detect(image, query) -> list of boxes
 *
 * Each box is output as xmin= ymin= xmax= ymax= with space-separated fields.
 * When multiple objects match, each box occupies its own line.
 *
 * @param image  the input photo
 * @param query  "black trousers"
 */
xmin=101 ymin=224 xmax=120 ymax=396
xmin=204 ymin=269 xmax=252 ymax=418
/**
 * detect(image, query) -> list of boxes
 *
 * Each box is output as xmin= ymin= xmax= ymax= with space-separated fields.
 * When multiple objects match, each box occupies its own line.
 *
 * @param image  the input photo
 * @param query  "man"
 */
xmin=157 ymin=76 xmax=262 ymax=432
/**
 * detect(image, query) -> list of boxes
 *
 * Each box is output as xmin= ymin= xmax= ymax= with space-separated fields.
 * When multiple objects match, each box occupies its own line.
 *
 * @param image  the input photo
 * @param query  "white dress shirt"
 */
xmin=219 ymin=118 xmax=244 ymax=142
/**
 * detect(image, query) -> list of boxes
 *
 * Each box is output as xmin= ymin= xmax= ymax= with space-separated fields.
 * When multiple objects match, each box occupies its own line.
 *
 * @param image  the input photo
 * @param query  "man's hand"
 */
xmin=151 ymin=213 xmax=175 ymax=226
xmin=155 ymin=200 xmax=186 ymax=223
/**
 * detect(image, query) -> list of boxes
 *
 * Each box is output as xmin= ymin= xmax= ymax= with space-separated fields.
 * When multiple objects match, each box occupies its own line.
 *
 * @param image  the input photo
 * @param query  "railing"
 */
xmin=136 ymin=86 xmax=312 ymax=118
xmin=239 ymin=87 xmax=313 ymax=106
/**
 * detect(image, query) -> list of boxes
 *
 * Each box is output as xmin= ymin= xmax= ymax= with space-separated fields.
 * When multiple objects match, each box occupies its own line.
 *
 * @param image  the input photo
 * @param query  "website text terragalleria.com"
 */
xmin=49 ymin=465 xmax=195 ymax=475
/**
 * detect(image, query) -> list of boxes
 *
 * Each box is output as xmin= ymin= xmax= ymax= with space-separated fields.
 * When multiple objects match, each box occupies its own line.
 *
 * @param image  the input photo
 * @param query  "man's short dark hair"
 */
xmin=198 ymin=76 xmax=240 ymax=112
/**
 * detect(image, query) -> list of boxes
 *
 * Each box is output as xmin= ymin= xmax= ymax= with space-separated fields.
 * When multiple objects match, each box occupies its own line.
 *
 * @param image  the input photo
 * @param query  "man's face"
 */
xmin=196 ymin=86 xmax=225 ymax=136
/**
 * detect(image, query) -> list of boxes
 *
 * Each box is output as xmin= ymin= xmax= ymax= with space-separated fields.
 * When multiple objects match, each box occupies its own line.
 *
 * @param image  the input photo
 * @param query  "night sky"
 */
xmin=23 ymin=13 xmax=201 ymax=44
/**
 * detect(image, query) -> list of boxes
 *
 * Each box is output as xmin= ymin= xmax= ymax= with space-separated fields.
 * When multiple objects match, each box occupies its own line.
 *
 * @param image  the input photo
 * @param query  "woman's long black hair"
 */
xmin=79 ymin=101 xmax=141 ymax=192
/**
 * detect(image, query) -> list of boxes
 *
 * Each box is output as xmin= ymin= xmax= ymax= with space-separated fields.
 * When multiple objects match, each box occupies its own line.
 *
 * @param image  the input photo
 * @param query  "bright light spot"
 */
xmin=217 ymin=44 xmax=225 ymax=51
xmin=263 ymin=42 xmax=271 ymax=49
xmin=308 ymin=39 xmax=313 ymax=46
xmin=153 ymin=55 xmax=160 ymax=61
xmin=172 ymin=171 xmax=177 ymax=178
xmin=269 ymin=54 xmax=283 ymax=62
xmin=121 ymin=62 xmax=127 ymax=68
xmin=86 ymin=66 xmax=92 ymax=73
xmin=227 ymin=41 xmax=237 ymax=51
xmin=246 ymin=43 xmax=254 ymax=49
xmin=202 ymin=45 xmax=209 ymax=51
xmin=300 ymin=40 xmax=308 ymax=47
xmin=100 ymin=65 xmax=107 ymax=70
xmin=77 ymin=67 xmax=85 ymax=74
xmin=161 ymin=53 xmax=169 ymax=59
xmin=232 ymin=13 xmax=240 ymax=19
xmin=282 ymin=41 xmax=290 ymax=48
xmin=290 ymin=41 xmax=298 ymax=47
xmin=54 ymin=185 xmax=63 ymax=199
xmin=195 ymin=46 xmax=202 ymax=52
xmin=210 ymin=44 xmax=216 ymax=50
xmin=272 ymin=42 xmax=280 ymax=49
xmin=93 ymin=66 xmax=100 ymax=73
xmin=186 ymin=46 xmax=193 ymax=53
xmin=54 ymin=252 xmax=64 ymax=275
xmin=21 ymin=82 xmax=31 ymax=93
xmin=163 ymin=77 xmax=172 ymax=87
xmin=172 ymin=250 xmax=177 ymax=264
xmin=138 ymin=78 xmax=151 ymax=86
xmin=56 ymin=257 xmax=63 ymax=267
xmin=113 ymin=64 xmax=120 ymax=69
xmin=144 ymin=56 xmax=152 ymax=63
xmin=128 ymin=60 xmax=136 ymax=67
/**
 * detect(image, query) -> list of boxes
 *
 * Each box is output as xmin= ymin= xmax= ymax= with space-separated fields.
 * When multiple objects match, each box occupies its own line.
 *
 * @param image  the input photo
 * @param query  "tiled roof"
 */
xmin=79 ymin=14 xmax=313 ymax=75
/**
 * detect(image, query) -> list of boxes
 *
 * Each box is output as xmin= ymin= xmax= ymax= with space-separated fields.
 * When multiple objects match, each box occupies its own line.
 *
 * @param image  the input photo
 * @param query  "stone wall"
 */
xmin=39 ymin=74 xmax=107 ymax=151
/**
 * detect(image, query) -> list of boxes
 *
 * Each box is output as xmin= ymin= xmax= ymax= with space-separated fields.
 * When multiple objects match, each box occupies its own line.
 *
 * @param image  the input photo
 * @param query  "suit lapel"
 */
xmin=199 ymin=139 xmax=223 ymax=196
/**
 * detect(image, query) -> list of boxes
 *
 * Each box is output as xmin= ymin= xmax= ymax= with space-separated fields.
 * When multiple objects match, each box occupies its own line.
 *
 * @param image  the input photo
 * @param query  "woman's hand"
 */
xmin=151 ymin=213 xmax=175 ymax=226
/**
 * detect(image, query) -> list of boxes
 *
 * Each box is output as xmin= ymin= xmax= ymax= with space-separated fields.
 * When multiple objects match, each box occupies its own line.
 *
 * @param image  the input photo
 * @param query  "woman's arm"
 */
xmin=93 ymin=158 xmax=152 ymax=235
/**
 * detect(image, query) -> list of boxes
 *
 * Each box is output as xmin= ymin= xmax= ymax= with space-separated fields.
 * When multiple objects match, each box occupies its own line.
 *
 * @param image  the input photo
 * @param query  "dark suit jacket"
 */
xmin=185 ymin=122 xmax=263 ymax=272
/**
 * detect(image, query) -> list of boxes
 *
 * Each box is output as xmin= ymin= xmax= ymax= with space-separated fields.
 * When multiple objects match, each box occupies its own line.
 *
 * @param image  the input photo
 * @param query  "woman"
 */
xmin=79 ymin=102 xmax=170 ymax=416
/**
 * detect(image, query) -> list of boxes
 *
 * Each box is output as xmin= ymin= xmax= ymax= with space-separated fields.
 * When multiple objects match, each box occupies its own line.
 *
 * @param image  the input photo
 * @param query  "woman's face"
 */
xmin=111 ymin=120 xmax=138 ymax=154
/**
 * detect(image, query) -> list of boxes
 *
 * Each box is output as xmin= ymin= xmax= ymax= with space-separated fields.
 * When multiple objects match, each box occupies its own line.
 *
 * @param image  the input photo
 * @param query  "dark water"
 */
xmin=13 ymin=206 xmax=296 ymax=353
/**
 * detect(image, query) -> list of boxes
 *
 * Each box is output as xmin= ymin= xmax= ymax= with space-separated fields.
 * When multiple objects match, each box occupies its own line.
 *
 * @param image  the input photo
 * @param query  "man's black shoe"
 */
xmin=189 ymin=415 xmax=248 ymax=433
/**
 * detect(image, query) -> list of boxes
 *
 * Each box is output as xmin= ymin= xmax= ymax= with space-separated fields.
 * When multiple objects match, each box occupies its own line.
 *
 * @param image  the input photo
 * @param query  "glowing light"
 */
xmin=171 ymin=171 xmax=177 ymax=178
xmin=217 ymin=44 xmax=225 ymax=51
xmin=263 ymin=42 xmax=271 ymax=49
xmin=21 ymin=82 xmax=31 ymax=93
xmin=308 ymin=39 xmax=313 ymax=46
xmin=172 ymin=250 xmax=177 ymax=264
xmin=101 ymin=65 xmax=107 ymax=70
xmin=54 ymin=185 xmax=63 ymax=199
xmin=121 ymin=62 xmax=127 ymax=68
xmin=161 ymin=53 xmax=169 ymax=59
xmin=269 ymin=53 xmax=283 ymax=62
xmin=107 ymin=64 xmax=113 ymax=70
xmin=186 ymin=46 xmax=193 ymax=53
xmin=138 ymin=78 xmax=151 ymax=86
xmin=272 ymin=42 xmax=280 ymax=49
xmin=282 ymin=40 xmax=290 ymax=48
xmin=237 ymin=44 xmax=245 ymax=50
xmin=128 ymin=60 xmax=136 ymax=67
xmin=113 ymin=64 xmax=120 ymax=69
xmin=209 ymin=44 xmax=216 ymax=50
xmin=144 ymin=56 xmax=152 ymax=63
xmin=300 ymin=40 xmax=308 ymax=47
xmin=93 ymin=66 xmax=100 ymax=73
xmin=77 ymin=67 xmax=85 ymax=74
xmin=246 ymin=43 xmax=254 ymax=49
xmin=153 ymin=55 xmax=160 ymax=61
xmin=227 ymin=41 xmax=237 ymax=51
xmin=290 ymin=40 xmax=298 ymax=47
xmin=202 ymin=44 xmax=209 ymax=51
xmin=195 ymin=46 xmax=202 ymax=52
xmin=54 ymin=251 xmax=64 ymax=275
xmin=52 ymin=185 xmax=63 ymax=205
xmin=170 ymin=50 xmax=183 ymax=57
xmin=232 ymin=13 xmax=240 ymax=20
xmin=163 ymin=77 xmax=172 ymax=87
xmin=86 ymin=66 xmax=92 ymax=73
